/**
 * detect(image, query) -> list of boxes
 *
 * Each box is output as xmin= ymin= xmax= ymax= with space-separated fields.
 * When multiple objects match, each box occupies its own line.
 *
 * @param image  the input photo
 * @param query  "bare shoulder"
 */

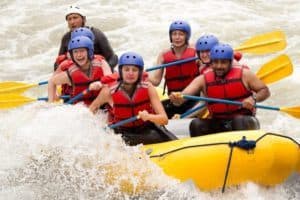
xmin=160 ymin=48 xmax=171 ymax=55
xmin=242 ymin=67 xmax=257 ymax=79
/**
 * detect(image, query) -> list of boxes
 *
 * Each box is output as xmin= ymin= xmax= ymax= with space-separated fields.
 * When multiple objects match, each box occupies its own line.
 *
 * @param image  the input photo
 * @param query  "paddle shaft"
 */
xmin=66 ymin=89 xmax=90 ymax=104
xmin=38 ymin=95 xmax=70 ymax=101
xmin=108 ymin=116 xmax=139 ymax=129
xmin=180 ymin=104 xmax=206 ymax=118
xmin=183 ymin=95 xmax=280 ymax=111
xmin=146 ymin=57 xmax=198 ymax=72
xmin=38 ymin=81 xmax=48 ymax=85
xmin=177 ymin=53 xmax=293 ymax=118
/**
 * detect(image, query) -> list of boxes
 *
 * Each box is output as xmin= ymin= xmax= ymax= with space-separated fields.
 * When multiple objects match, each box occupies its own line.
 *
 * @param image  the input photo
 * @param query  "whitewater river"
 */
xmin=0 ymin=0 xmax=299 ymax=199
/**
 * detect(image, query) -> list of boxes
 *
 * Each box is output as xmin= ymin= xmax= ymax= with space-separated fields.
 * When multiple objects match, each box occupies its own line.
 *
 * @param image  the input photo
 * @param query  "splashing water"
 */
xmin=0 ymin=0 xmax=300 ymax=199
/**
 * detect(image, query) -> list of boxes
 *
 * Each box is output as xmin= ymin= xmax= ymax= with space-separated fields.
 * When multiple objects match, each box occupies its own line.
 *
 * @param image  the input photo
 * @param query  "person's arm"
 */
xmin=138 ymin=82 xmax=168 ymax=125
xmin=89 ymin=86 xmax=112 ymax=114
xmin=169 ymin=75 xmax=205 ymax=105
xmin=92 ymin=28 xmax=118 ymax=69
xmin=242 ymin=69 xmax=270 ymax=109
xmin=148 ymin=52 xmax=164 ymax=86
xmin=48 ymin=72 xmax=71 ymax=102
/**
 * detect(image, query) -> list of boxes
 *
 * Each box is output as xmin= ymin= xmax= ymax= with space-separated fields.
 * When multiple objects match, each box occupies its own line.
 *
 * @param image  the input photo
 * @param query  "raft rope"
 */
xmin=148 ymin=132 xmax=300 ymax=193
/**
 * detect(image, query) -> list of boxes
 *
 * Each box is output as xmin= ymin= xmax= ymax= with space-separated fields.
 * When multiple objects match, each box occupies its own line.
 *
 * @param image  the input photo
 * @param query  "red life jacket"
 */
xmin=205 ymin=65 xmax=253 ymax=119
xmin=57 ymin=59 xmax=74 ymax=95
xmin=110 ymin=81 xmax=154 ymax=128
xmin=55 ymin=53 xmax=68 ymax=67
xmin=67 ymin=59 xmax=104 ymax=105
xmin=163 ymin=47 xmax=199 ymax=94
xmin=199 ymin=64 xmax=212 ymax=75
xmin=59 ymin=55 xmax=105 ymax=96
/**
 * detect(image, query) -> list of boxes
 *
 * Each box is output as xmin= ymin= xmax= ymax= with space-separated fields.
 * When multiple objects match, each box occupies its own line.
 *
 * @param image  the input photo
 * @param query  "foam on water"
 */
xmin=0 ymin=0 xmax=300 ymax=199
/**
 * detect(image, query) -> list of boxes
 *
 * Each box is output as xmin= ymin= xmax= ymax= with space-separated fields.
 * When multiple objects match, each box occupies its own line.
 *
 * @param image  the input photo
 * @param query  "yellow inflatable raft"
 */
xmin=144 ymin=130 xmax=300 ymax=191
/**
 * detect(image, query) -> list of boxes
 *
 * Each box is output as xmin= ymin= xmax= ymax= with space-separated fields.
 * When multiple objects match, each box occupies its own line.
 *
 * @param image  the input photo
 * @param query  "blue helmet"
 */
xmin=210 ymin=43 xmax=233 ymax=61
xmin=71 ymin=27 xmax=95 ymax=41
xmin=68 ymin=36 xmax=94 ymax=60
xmin=195 ymin=35 xmax=219 ymax=52
xmin=118 ymin=52 xmax=144 ymax=80
xmin=169 ymin=20 xmax=191 ymax=43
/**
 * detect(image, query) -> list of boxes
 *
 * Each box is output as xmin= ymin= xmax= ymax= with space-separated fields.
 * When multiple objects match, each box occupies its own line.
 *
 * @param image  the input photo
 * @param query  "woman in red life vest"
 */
xmin=89 ymin=52 xmax=176 ymax=146
xmin=148 ymin=20 xmax=199 ymax=119
xmin=48 ymin=36 xmax=111 ymax=105
xmin=54 ymin=27 xmax=108 ymax=99
xmin=169 ymin=44 xmax=270 ymax=136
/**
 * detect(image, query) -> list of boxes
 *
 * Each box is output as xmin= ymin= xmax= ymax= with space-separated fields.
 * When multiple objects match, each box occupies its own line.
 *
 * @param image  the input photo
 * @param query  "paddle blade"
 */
xmin=0 ymin=82 xmax=37 ymax=94
xmin=280 ymin=106 xmax=300 ymax=118
xmin=0 ymin=94 xmax=35 ymax=109
xmin=156 ymin=87 xmax=169 ymax=101
xmin=256 ymin=54 xmax=293 ymax=84
xmin=234 ymin=31 xmax=286 ymax=54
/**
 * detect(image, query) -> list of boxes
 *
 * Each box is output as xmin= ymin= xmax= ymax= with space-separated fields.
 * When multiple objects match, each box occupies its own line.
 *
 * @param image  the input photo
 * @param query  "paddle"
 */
xmin=0 ymin=81 xmax=48 ymax=94
xmin=234 ymin=30 xmax=286 ymax=54
xmin=182 ymin=95 xmax=300 ymax=119
xmin=66 ymin=88 xmax=90 ymax=104
xmin=146 ymin=57 xmax=198 ymax=72
xmin=108 ymin=116 xmax=139 ymax=129
xmin=0 ymin=94 xmax=70 ymax=109
xmin=256 ymin=54 xmax=292 ymax=84
xmin=179 ymin=104 xmax=206 ymax=119
xmin=175 ymin=54 xmax=293 ymax=118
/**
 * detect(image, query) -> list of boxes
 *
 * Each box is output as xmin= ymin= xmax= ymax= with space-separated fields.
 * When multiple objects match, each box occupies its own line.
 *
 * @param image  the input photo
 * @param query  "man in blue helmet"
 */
xmin=149 ymin=20 xmax=199 ymax=119
xmin=48 ymin=36 xmax=112 ymax=105
xmin=170 ymin=43 xmax=270 ymax=136
xmin=54 ymin=5 xmax=118 ymax=72
xmin=89 ymin=52 xmax=177 ymax=145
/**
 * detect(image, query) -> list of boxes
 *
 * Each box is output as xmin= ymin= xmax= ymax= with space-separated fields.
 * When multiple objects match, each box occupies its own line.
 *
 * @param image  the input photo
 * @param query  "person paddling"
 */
xmin=149 ymin=20 xmax=199 ymax=118
xmin=48 ymin=36 xmax=111 ymax=105
xmin=89 ymin=52 xmax=176 ymax=146
xmin=170 ymin=43 xmax=270 ymax=137
xmin=54 ymin=5 xmax=118 ymax=71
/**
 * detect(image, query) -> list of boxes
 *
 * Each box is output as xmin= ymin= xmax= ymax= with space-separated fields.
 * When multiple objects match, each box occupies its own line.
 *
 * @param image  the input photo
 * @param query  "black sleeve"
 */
xmin=54 ymin=32 xmax=71 ymax=70
xmin=91 ymin=27 xmax=118 ymax=71
xmin=58 ymin=32 xmax=71 ymax=55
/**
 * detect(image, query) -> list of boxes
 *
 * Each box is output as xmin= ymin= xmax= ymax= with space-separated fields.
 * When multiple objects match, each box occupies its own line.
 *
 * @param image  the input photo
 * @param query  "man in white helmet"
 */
xmin=55 ymin=5 xmax=118 ymax=72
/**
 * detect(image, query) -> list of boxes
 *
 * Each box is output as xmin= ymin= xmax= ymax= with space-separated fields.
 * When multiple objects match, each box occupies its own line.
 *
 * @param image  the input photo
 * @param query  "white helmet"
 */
xmin=65 ymin=5 xmax=86 ymax=20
